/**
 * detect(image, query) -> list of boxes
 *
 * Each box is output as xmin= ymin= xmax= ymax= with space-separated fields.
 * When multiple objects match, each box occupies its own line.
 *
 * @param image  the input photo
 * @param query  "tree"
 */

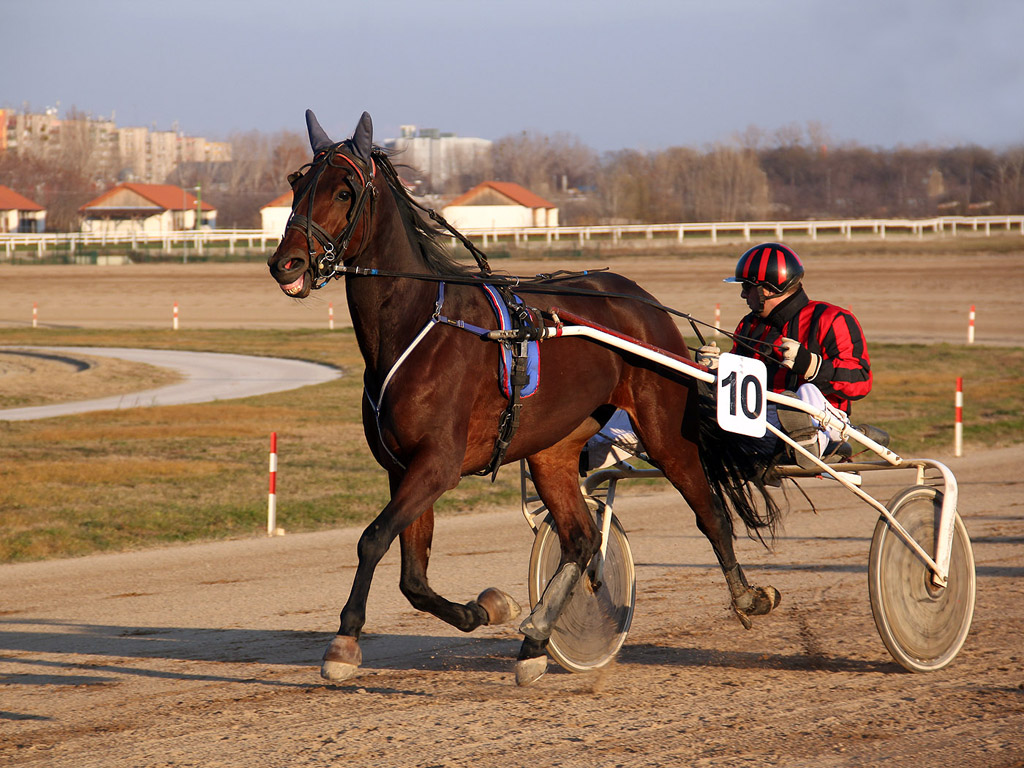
xmin=200 ymin=130 xmax=307 ymax=228
xmin=492 ymin=130 xmax=599 ymax=198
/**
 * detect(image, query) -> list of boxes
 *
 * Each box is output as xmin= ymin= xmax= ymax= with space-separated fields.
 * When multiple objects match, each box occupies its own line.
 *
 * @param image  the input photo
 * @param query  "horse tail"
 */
xmin=695 ymin=390 xmax=781 ymax=541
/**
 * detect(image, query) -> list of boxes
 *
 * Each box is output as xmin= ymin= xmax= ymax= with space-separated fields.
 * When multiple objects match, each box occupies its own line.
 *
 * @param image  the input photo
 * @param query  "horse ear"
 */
xmin=351 ymin=111 xmax=373 ymax=163
xmin=305 ymin=109 xmax=334 ymax=153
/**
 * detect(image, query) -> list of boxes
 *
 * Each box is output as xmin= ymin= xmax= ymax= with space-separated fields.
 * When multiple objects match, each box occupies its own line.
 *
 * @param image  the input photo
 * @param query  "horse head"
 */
xmin=267 ymin=110 xmax=378 ymax=298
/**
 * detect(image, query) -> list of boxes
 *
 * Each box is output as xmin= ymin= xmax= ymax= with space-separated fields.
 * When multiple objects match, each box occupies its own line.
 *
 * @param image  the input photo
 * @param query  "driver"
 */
xmin=696 ymin=242 xmax=875 ymax=467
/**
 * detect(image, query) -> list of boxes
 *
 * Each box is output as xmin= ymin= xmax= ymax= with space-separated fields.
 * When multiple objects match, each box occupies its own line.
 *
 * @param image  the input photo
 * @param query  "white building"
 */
xmin=260 ymin=191 xmax=292 ymax=237
xmin=381 ymin=126 xmax=491 ymax=192
xmin=442 ymin=181 xmax=558 ymax=229
xmin=79 ymin=183 xmax=215 ymax=235
xmin=0 ymin=185 xmax=45 ymax=233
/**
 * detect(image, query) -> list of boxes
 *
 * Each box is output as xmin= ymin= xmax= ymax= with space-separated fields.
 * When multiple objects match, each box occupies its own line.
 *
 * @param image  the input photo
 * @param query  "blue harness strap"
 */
xmin=434 ymin=282 xmax=541 ymax=398
xmin=479 ymin=283 xmax=540 ymax=398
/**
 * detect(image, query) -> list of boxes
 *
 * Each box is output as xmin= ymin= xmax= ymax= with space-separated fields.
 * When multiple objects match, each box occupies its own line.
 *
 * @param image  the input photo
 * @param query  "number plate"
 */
xmin=716 ymin=353 xmax=767 ymax=437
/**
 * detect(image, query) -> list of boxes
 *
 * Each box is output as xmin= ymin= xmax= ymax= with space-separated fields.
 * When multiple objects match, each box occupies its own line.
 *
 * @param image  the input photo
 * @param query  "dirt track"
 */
xmin=1 ymin=247 xmax=1022 ymax=766
xmin=0 ymin=248 xmax=1020 ymax=345
xmin=1 ymin=442 xmax=1022 ymax=767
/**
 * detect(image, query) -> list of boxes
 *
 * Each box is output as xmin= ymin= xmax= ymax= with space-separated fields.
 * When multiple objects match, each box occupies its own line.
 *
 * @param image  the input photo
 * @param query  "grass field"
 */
xmin=1 ymin=327 xmax=1021 ymax=563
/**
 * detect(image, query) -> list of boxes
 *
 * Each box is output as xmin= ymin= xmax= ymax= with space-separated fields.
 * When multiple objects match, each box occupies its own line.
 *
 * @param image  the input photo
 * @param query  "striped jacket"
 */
xmin=729 ymin=288 xmax=872 ymax=413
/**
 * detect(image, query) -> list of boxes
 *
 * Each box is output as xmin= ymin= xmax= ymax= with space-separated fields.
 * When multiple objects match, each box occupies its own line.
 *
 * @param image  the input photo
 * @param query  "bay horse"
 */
xmin=267 ymin=110 xmax=781 ymax=686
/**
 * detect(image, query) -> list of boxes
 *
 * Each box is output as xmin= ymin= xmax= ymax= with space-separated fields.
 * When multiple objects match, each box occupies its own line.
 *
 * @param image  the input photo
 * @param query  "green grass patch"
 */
xmin=858 ymin=343 xmax=1024 ymax=454
xmin=0 ymin=327 xmax=1019 ymax=562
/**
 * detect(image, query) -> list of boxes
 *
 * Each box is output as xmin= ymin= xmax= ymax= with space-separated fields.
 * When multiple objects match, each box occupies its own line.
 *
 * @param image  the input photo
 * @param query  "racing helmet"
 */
xmin=724 ymin=242 xmax=804 ymax=294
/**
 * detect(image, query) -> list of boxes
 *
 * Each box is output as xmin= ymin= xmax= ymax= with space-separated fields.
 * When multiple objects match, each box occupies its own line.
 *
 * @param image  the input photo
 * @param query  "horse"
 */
xmin=267 ymin=110 xmax=782 ymax=686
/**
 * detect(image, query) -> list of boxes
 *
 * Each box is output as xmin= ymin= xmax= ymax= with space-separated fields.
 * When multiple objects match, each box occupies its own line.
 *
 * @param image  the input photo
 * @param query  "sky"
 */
xmin=3 ymin=0 xmax=1023 ymax=153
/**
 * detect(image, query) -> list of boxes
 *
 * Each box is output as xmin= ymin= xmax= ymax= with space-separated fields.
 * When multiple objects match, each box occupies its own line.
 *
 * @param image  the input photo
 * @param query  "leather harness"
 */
xmin=286 ymin=144 xmax=537 ymax=480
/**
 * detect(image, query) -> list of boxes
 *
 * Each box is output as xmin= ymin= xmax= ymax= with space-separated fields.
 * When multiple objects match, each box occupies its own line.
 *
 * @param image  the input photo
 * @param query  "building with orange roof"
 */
xmin=79 ymin=183 xmax=216 ymax=235
xmin=260 ymin=190 xmax=293 ymax=237
xmin=0 ymin=185 xmax=45 ymax=233
xmin=441 ymin=181 xmax=558 ymax=229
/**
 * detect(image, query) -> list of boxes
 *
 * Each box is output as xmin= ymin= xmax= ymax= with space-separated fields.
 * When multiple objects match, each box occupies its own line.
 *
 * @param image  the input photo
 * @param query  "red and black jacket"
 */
xmin=729 ymin=287 xmax=872 ymax=414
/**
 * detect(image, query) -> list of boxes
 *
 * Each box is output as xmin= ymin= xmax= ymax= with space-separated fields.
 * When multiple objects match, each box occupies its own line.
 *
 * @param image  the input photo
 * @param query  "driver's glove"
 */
xmin=696 ymin=342 xmax=721 ymax=371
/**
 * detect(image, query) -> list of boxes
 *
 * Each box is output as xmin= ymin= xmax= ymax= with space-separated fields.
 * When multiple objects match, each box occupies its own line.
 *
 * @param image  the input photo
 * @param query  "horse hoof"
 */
xmin=321 ymin=659 xmax=361 ymax=682
xmin=733 ymin=585 xmax=782 ymax=625
xmin=514 ymin=655 xmax=548 ymax=687
xmin=320 ymin=635 xmax=362 ymax=682
xmin=476 ymin=588 xmax=522 ymax=625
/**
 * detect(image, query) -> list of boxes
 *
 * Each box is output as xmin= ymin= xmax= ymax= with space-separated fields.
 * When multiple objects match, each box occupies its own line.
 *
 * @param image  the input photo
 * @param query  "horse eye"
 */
xmin=337 ymin=190 xmax=352 ymax=202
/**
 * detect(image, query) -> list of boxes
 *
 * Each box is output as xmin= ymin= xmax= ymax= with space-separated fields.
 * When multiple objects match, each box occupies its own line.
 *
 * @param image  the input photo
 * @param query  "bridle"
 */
xmin=285 ymin=142 xmax=379 ymax=288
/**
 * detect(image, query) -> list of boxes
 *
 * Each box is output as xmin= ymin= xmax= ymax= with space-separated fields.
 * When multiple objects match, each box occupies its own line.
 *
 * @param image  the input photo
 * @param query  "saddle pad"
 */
xmin=481 ymin=283 xmax=540 ymax=398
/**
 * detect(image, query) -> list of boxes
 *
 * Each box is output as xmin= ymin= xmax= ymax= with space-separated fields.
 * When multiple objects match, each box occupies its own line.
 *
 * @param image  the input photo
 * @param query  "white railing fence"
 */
xmin=459 ymin=215 xmax=1024 ymax=249
xmin=0 ymin=228 xmax=279 ymax=261
xmin=1 ymin=215 xmax=1022 ymax=260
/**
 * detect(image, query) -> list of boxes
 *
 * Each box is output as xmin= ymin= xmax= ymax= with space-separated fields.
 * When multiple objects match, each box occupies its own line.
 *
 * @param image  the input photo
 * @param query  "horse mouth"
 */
xmin=280 ymin=271 xmax=311 ymax=298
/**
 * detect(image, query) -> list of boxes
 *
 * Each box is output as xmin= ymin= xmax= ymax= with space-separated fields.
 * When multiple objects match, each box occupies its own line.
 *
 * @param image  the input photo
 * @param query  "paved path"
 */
xmin=0 ymin=346 xmax=341 ymax=421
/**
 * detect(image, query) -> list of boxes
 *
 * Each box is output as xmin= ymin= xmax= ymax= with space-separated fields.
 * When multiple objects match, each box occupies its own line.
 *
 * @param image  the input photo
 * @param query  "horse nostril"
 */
xmin=283 ymin=259 xmax=296 ymax=271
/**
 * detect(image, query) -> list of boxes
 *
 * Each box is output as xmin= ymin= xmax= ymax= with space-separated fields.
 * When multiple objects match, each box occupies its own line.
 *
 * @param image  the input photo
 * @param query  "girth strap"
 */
xmin=364 ymin=282 xmax=539 ymax=480
xmin=475 ymin=284 xmax=538 ymax=481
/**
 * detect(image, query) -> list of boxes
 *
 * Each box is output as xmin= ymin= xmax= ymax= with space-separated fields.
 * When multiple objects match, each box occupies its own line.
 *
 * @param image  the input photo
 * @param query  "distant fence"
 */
xmin=0 ymin=229 xmax=280 ymax=262
xmin=2 ymin=216 xmax=1023 ymax=261
xmin=460 ymin=215 xmax=1024 ymax=249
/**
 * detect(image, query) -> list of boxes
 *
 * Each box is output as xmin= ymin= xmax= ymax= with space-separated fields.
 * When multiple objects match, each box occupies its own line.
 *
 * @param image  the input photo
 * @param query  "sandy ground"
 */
xmin=0 ymin=248 xmax=1021 ymax=346
xmin=0 ymin=248 xmax=1022 ymax=766
xmin=1 ymin=443 xmax=1021 ymax=767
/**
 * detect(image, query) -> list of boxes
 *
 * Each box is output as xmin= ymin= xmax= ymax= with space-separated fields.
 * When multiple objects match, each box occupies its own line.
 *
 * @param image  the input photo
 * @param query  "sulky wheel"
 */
xmin=868 ymin=485 xmax=976 ymax=672
xmin=528 ymin=499 xmax=636 ymax=672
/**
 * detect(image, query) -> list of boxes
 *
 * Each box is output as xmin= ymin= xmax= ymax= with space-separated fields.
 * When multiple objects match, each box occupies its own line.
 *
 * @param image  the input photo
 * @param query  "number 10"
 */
xmin=721 ymin=370 xmax=763 ymax=419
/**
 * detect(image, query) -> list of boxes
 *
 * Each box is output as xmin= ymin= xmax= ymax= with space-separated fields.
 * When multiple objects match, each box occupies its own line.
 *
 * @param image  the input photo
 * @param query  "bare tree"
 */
xmin=994 ymin=147 xmax=1024 ymax=212
xmin=693 ymin=145 xmax=770 ymax=221
xmin=204 ymin=130 xmax=306 ymax=227
xmin=492 ymin=130 xmax=598 ymax=197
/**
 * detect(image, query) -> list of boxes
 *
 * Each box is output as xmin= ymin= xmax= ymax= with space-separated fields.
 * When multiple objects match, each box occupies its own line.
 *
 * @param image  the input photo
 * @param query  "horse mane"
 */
xmin=372 ymin=149 xmax=476 ymax=277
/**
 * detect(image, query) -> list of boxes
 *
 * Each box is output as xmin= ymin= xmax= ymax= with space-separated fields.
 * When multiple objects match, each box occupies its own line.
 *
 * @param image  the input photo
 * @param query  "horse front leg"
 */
xmin=398 ymin=505 xmax=521 ymax=631
xmin=321 ymin=454 xmax=458 ymax=683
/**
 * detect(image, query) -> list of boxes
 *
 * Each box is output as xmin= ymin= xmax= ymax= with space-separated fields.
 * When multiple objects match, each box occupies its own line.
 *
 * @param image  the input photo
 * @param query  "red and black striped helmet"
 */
xmin=724 ymin=242 xmax=805 ymax=294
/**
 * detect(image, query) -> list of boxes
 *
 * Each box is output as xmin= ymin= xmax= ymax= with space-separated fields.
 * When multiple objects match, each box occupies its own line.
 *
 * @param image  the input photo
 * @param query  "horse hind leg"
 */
xmin=660 ymin=445 xmax=780 ymax=627
xmin=629 ymin=384 xmax=781 ymax=628
xmin=397 ymin=506 xmax=521 ymax=629
xmin=515 ymin=440 xmax=602 ymax=686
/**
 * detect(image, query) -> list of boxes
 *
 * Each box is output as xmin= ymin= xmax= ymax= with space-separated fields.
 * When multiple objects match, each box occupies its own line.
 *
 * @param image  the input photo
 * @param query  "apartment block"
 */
xmin=0 ymin=107 xmax=231 ymax=184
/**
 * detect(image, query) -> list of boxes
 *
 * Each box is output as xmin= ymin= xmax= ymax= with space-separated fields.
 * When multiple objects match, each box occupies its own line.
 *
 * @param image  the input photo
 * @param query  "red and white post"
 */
xmin=714 ymin=303 xmax=721 ymax=337
xmin=954 ymin=377 xmax=964 ymax=458
xmin=329 ymin=301 xmax=335 ymax=331
xmin=967 ymin=305 xmax=976 ymax=344
xmin=32 ymin=302 xmax=38 ymax=329
xmin=173 ymin=301 xmax=180 ymax=331
xmin=267 ymin=432 xmax=279 ymax=535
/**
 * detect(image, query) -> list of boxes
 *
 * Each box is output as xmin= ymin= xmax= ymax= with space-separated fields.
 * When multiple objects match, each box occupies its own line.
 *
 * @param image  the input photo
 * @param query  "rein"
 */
xmin=287 ymin=144 xmax=771 ymax=359
xmin=327 ymin=262 xmax=775 ymax=357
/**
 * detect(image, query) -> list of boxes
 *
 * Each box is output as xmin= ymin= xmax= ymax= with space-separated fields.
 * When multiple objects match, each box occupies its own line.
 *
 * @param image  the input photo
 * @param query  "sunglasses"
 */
xmin=741 ymin=281 xmax=783 ymax=296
